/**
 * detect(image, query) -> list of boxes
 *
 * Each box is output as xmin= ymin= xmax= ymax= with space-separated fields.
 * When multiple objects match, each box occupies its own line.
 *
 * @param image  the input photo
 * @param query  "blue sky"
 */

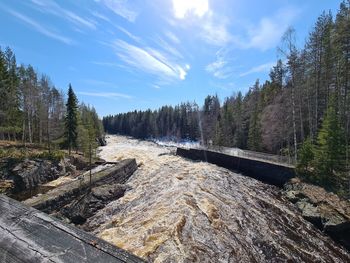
xmin=0 ymin=0 xmax=342 ymax=117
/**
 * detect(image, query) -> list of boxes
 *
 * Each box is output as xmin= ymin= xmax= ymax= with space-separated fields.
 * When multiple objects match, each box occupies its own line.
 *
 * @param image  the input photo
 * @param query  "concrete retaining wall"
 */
xmin=176 ymin=148 xmax=295 ymax=187
xmin=24 ymin=159 xmax=137 ymax=213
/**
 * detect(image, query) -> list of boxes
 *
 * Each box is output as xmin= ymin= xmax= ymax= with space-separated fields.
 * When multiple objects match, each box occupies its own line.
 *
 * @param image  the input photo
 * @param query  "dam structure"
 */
xmin=176 ymin=147 xmax=295 ymax=187
xmin=0 ymin=135 xmax=349 ymax=262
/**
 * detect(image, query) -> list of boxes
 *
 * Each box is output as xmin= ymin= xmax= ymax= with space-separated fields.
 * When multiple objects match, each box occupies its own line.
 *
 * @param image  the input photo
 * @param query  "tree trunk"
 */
xmin=291 ymin=84 xmax=298 ymax=163
xmin=28 ymin=110 xmax=32 ymax=144
xmin=39 ymin=119 xmax=42 ymax=145
xmin=47 ymin=116 xmax=51 ymax=153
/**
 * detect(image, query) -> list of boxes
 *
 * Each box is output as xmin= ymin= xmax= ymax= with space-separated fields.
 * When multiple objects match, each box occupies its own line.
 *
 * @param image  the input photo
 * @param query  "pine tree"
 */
xmin=64 ymin=84 xmax=78 ymax=155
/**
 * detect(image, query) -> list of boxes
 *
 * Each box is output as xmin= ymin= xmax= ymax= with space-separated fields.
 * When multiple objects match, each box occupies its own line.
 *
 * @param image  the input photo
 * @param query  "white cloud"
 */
xmin=201 ymin=14 xmax=232 ymax=46
xmin=111 ymin=39 xmax=190 ymax=81
xmin=155 ymin=36 xmax=183 ymax=59
xmin=78 ymin=91 xmax=132 ymax=99
xmin=6 ymin=8 xmax=74 ymax=45
xmin=172 ymin=0 xmax=209 ymax=19
xmin=31 ymin=0 xmax=96 ymax=30
xmin=164 ymin=31 xmax=180 ymax=44
xmin=247 ymin=19 xmax=282 ymax=50
xmin=244 ymin=7 xmax=300 ymax=51
xmin=99 ymin=0 xmax=138 ymax=22
xmin=206 ymin=48 xmax=234 ymax=79
xmin=169 ymin=1 xmax=299 ymax=51
xmin=239 ymin=62 xmax=275 ymax=77
xmin=201 ymin=7 xmax=299 ymax=50
xmin=91 ymin=11 xmax=111 ymax=22
xmin=115 ymin=25 xmax=141 ymax=43
xmin=170 ymin=0 xmax=231 ymax=47
xmin=206 ymin=60 xmax=230 ymax=79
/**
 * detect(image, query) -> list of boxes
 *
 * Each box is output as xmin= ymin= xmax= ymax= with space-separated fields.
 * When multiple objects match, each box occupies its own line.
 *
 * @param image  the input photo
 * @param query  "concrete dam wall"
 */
xmin=24 ymin=158 xmax=137 ymax=213
xmin=176 ymin=147 xmax=295 ymax=186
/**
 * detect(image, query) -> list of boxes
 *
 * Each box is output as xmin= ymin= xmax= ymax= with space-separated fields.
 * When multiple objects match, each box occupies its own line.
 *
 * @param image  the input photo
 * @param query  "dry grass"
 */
xmin=0 ymin=140 xmax=65 ymax=161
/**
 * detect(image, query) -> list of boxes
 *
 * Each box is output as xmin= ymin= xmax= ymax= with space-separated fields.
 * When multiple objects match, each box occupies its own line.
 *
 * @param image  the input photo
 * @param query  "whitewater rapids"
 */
xmin=84 ymin=135 xmax=350 ymax=262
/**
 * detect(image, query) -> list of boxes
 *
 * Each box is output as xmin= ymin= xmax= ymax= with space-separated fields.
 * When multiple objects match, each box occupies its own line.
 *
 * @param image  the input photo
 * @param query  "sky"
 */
xmin=0 ymin=0 xmax=342 ymax=117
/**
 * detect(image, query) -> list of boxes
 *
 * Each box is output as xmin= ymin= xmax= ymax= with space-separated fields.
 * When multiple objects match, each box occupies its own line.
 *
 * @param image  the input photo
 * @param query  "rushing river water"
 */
xmin=85 ymin=135 xmax=350 ymax=262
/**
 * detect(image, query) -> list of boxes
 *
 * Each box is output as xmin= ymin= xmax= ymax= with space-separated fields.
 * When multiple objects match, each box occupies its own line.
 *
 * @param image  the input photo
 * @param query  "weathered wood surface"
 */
xmin=176 ymin=148 xmax=295 ymax=186
xmin=23 ymin=159 xmax=137 ymax=213
xmin=94 ymin=161 xmax=119 ymax=165
xmin=0 ymin=194 xmax=145 ymax=263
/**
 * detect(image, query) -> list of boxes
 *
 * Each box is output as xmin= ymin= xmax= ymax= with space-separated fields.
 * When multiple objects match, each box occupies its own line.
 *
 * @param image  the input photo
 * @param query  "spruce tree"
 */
xmin=315 ymin=96 xmax=346 ymax=188
xmin=248 ymin=110 xmax=262 ymax=151
xmin=78 ymin=104 xmax=99 ymax=158
xmin=296 ymin=138 xmax=315 ymax=179
xmin=64 ymin=84 xmax=78 ymax=155
xmin=247 ymin=80 xmax=262 ymax=151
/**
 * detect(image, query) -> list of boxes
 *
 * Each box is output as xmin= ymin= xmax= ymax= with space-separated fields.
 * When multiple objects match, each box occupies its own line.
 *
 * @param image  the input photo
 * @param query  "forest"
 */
xmin=103 ymin=1 xmax=350 ymax=195
xmin=0 ymin=47 xmax=104 ymax=157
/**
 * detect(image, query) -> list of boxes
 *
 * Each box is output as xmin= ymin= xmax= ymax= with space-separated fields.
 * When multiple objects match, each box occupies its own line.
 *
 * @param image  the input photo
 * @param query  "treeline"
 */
xmin=103 ymin=1 xmax=350 ymax=194
xmin=103 ymin=102 xmax=201 ymax=141
xmin=0 ymin=47 xmax=103 ymax=156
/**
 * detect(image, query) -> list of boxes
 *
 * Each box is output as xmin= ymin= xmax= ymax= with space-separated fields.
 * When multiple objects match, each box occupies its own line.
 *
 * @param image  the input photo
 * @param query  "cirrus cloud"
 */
xmin=110 ymin=39 xmax=190 ymax=81
xmin=78 ymin=91 xmax=132 ymax=99
xmin=99 ymin=0 xmax=138 ymax=22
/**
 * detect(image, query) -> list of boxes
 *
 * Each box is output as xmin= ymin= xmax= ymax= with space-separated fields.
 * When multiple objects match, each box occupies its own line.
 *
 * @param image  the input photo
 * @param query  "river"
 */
xmin=84 ymin=135 xmax=350 ymax=262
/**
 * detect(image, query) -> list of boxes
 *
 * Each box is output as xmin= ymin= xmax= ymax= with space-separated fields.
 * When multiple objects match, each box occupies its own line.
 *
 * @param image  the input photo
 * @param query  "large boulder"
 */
xmin=0 ymin=157 xmax=79 ymax=196
xmin=10 ymin=159 xmax=65 ymax=192
xmin=68 ymin=155 xmax=89 ymax=171
xmin=98 ymin=137 xmax=107 ymax=146
xmin=59 ymin=184 xmax=128 ymax=225
xmin=283 ymin=178 xmax=350 ymax=250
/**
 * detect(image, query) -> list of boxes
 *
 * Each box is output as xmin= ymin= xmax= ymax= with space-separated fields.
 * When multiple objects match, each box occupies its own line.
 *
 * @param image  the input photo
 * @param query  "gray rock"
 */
xmin=283 ymin=178 xmax=350 ymax=250
xmin=98 ymin=137 xmax=107 ymax=146
xmin=60 ymin=184 xmax=128 ymax=225
xmin=1 ymin=157 xmax=80 ymax=195
xmin=68 ymin=155 xmax=89 ymax=170
xmin=11 ymin=159 xmax=61 ymax=192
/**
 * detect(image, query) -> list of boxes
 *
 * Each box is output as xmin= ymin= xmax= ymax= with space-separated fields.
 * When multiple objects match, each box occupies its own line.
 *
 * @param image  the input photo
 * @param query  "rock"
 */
xmin=283 ymin=178 xmax=350 ymax=250
xmin=10 ymin=159 xmax=62 ymax=192
xmin=60 ymin=184 xmax=128 ymax=225
xmin=64 ymin=160 xmax=77 ymax=176
xmin=98 ymin=137 xmax=107 ymax=146
xmin=0 ymin=157 xmax=79 ymax=195
xmin=68 ymin=155 xmax=89 ymax=170
xmin=57 ymin=159 xmax=66 ymax=175
xmin=296 ymin=200 xmax=323 ymax=228
xmin=24 ymin=159 xmax=137 ymax=213
xmin=0 ymin=180 xmax=14 ymax=194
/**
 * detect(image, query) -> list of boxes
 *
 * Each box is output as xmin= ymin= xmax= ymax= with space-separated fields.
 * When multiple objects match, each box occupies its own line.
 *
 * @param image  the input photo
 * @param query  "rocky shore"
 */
xmin=0 ymin=154 xmax=91 ymax=199
xmin=283 ymin=177 xmax=350 ymax=251
xmin=60 ymin=184 xmax=129 ymax=225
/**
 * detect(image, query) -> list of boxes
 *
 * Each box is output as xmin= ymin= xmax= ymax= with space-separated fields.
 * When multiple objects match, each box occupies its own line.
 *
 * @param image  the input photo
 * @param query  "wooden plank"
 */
xmin=0 ymin=195 xmax=145 ymax=263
